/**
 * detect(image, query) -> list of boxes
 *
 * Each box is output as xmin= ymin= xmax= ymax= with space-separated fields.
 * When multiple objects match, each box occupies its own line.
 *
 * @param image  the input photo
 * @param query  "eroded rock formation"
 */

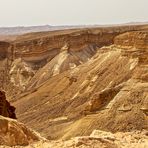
xmin=11 ymin=27 xmax=148 ymax=140
xmin=0 ymin=41 xmax=10 ymax=60
xmin=0 ymin=115 xmax=45 ymax=147
xmin=0 ymin=90 xmax=16 ymax=119
xmin=0 ymin=91 xmax=46 ymax=147
xmin=114 ymin=31 xmax=148 ymax=49
xmin=0 ymin=24 xmax=147 ymax=147
xmin=0 ymin=24 xmax=148 ymax=93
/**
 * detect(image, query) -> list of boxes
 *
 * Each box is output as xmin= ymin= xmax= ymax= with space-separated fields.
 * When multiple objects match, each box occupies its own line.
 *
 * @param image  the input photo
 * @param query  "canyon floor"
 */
xmin=0 ymin=24 xmax=148 ymax=147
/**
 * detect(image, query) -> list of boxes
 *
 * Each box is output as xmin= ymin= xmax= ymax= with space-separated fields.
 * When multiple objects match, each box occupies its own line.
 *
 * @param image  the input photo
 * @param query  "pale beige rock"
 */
xmin=0 ymin=116 xmax=44 ymax=147
xmin=3 ymin=130 xmax=146 ymax=148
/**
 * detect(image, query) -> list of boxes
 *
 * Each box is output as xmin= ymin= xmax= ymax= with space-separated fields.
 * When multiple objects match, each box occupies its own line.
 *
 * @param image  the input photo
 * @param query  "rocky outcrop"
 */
xmin=0 ymin=91 xmax=45 ymax=147
xmin=85 ymin=83 xmax=125 ymax=112
xmin=1 ymin=131 xmax=147 ymax=148
xmin=114 ymin=31 xmax=148 ymax=65
xmin=0 ymin=116 xmax=45 ymax=147
xmin=23 ymin=130 xmax=148 ymax=148
xmin=0 ymin=90 xmax=16 ymax=119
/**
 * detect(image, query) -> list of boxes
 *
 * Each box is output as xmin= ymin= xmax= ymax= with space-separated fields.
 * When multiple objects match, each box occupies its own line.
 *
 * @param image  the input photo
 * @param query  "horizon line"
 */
xmin=0 ymin=21 xmax=148 ymax=28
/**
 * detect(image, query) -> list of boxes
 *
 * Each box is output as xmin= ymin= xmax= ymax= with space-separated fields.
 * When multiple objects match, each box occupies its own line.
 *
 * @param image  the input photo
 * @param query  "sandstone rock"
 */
xmin=114 ymin=31 xmax=148 ymax=49
xmin=0 ymin=116 xmax=45 ymax=147
xmin=87 ymin=86 xmax=122 ymax=112
xmin=114 ymin=31 xmax=148 ymax=66
xmin=24 ymin=130 xmax=148 ymax=148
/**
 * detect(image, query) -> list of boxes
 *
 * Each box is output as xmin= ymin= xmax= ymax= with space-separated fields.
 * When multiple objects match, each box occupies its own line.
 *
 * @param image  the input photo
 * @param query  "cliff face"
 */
xmin=0 ymin=41 xmax=10 ymax=60
xmin=114 ymin=31 xmax=148 ymax=65
xmin=13 ymin=28 xmax=148 ymax=140
xmin=2 ymin=28 xmax=117 ymax=92
xmin=0 ymin=90 xmax=45 ymax=147
xmin=114 ymin=31 xmax=148 ymax=49
xmin=10 ymin=25 xmax=148 ymax=61
xmin=0 ymin=90 xmax=16 ymax=119
xmin=1 ymin=25 xmax=147 ymax=93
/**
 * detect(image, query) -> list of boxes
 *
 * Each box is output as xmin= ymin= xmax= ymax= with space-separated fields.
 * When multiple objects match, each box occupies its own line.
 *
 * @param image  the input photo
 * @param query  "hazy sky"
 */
xmin=0 ymin=0 xmax=147 ymax=27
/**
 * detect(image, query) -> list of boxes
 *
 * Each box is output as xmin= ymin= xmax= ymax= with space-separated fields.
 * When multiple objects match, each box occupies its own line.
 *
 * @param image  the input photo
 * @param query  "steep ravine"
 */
xmin=12 ymin=30 xmax=148 ymax=140
xmin=1 ymin=24 xmax=148 ymax=95
xmin=0 ymin=24 xmax=147 ymax=147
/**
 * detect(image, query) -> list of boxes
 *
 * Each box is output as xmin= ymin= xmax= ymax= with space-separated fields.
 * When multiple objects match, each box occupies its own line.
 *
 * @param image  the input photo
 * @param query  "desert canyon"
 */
xmin=0 ymin=24 xmax=148 ymax=147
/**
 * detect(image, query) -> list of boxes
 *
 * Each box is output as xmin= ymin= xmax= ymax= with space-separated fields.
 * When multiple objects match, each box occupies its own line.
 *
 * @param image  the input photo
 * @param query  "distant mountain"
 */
xmin=0 ymin=25 xmax=53 ymax=35
xmin=1 ymin=22 xmax=147 ymax=35
xmin=0 ymin=25 xmax=90 ymax=35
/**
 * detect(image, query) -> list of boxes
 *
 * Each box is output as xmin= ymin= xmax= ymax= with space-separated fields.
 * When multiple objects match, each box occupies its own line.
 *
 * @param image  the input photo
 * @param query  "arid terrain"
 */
xmin=0 ymin=23 xmax=148 ymax=147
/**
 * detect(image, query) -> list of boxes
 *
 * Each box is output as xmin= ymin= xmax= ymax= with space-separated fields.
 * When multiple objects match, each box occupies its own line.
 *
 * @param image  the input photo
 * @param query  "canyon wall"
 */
xmin=0 ymin=25 xmax=147 ymax=93
xmin=114 ymin=31 xmax=148 ymax=49
xmin=3 ymin=25 xmax=148 ymax=62
xmin=12 ymin=28 xmax=148 ymax=139
xmin=114 ymin=31 xmax=148 ymax=65
xmin=0 ymin=90 xmax=16 ymax=119
xmin=0 ymin=24 xmax=147 ymax=147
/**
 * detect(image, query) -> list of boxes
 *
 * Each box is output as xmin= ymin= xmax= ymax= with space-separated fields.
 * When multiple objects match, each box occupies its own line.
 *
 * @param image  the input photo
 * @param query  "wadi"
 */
xmin=0 ymin=23 xmax=148 ymax=148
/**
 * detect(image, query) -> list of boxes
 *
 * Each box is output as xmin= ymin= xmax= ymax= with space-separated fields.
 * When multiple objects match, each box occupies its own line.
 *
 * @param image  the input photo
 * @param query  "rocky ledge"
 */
xmin=0 ymin=116 xmax=45 ymax=147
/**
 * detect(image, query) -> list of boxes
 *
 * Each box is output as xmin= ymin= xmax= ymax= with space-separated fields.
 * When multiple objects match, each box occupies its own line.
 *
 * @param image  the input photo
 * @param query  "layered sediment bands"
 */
xmin=114 ymin=31 xmax=148 ymax=65
xmin=114 ymin=31 xmax=148 ymax=49
xmin=27 ymin=44 xmax=97 ymax=89
xmin=12 ymin=32 xmax=115 ymax=62
xmin=0 ymin=90 xmax=16 ymax=119
xmin=6 ymin=30 xmax=116 ymax=90
xmin=9 ymin=25 xmax=148 ymax=62
xmin=4 ymin=29 xmax=117 ymax=90
xmin=1 ymin=25 xmax=148 ymax=63
xmin=13 ymin=29 xmax=148 ymax=140
xmin=5 ymin=25 xmax=148 ymax=91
